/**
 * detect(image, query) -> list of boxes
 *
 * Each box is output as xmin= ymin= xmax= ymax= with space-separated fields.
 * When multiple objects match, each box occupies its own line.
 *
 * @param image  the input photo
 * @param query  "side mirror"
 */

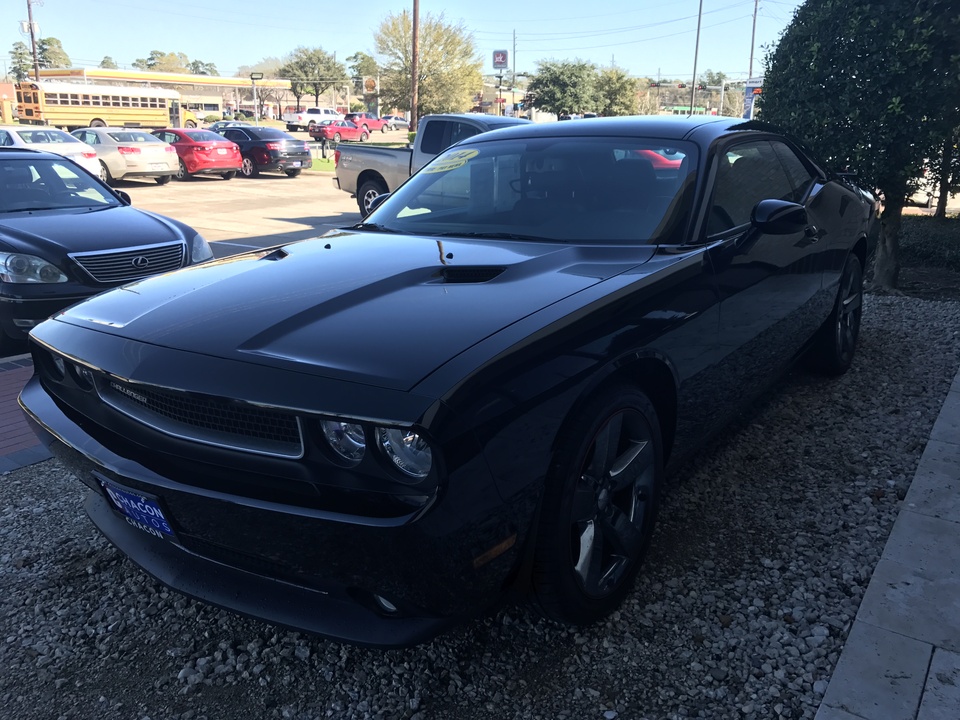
xmin=368 ymin=192 xmax=391 ymax=213
xmin=115 ymin=190 xmax=132 ymax=205
xmin=752 ymin=199 xmax=806 ymax=234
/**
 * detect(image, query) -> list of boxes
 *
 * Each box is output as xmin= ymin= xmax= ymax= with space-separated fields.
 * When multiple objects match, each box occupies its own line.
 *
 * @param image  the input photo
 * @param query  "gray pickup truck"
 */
xmin=333 ymin=113 xmax=528 ymax=215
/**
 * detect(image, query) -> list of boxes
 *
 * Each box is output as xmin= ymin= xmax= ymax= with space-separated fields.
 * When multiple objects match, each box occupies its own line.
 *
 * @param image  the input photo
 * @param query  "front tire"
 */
xmin=333 ymin=132 xmax=342 ymax=143
xmin=240 ymin=156 xmax=259 ymax=178
xmin=185 ymin=120 xmax=197 ymax=129
xmin=531 ymin=384 xmax=663 ymax=626
xmin=175 ymin=160 xmax=190 ymax=181
xmin=285 ymin=169 xmax=302 ymax=177
xmin=357 ymin=178 xmax=387 ymax=216
xmin=807 ymin=253 xmax=863 ymax=375
xmin=359 ymin=131 xmax=369 ymax=142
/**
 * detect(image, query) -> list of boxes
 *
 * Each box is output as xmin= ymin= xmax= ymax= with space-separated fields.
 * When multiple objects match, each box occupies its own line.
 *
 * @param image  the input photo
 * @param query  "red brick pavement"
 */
xmin=0 ymin=358 xmax=40 ymax=457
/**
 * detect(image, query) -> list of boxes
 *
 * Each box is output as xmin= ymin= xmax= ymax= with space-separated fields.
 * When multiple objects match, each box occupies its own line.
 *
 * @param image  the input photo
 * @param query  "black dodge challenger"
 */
xmin=19 ymin=117 xmax=876 ymax=647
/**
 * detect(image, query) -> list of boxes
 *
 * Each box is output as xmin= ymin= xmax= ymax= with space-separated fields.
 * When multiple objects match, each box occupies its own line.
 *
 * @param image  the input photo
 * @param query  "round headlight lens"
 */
xmin=377 ymin=427 xmax=432 ymax=480
xmin=320 ymin=420 xmax=366 ymax=462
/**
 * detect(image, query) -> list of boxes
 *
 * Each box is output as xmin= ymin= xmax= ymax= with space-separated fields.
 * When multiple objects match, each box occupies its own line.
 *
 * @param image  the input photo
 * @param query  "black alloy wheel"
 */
xmin=532 ymin=384 xmax=663 ymax=625
xmin=808 ymin=253 xmax=863 ymax=375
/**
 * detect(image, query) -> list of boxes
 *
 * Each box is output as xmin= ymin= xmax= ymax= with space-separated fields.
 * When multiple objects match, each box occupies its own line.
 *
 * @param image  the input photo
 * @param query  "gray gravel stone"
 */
xmin=2 ymin=295 xmax=959 ymax=719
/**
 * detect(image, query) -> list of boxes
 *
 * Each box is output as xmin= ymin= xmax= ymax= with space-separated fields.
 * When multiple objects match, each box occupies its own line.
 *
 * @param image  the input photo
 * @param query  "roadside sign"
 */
xmin=493 ymin=51 xmax=509 ymax=69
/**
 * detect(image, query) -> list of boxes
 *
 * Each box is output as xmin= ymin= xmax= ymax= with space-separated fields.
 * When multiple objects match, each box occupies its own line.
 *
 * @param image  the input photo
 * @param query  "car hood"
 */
xmin=0 ymin=206 xmax=184 ymax=256
xmin=51 ymin=230 xmax=657 ymax=391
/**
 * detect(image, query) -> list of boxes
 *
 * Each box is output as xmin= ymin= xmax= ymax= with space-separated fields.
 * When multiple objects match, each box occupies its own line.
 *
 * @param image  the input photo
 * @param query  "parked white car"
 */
xmin=0 ymin=124 xmax=100 ymax=176
xmin=71 ymin=127 xmax=178 ymax=185
xmin=281 ymin=107 xmax=342 ymax=131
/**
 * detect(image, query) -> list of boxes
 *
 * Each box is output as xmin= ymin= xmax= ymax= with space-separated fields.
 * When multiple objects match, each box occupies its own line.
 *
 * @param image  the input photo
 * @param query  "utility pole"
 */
xmin=26 ymin=0 xmax=41 ymax=81
xmin=689 ymin=0 xmax=704 ymax=116
xmin=749 ymin=0 xmax=759 ymax=78
xmin=410 ymin=0 xmax=419 ymax=130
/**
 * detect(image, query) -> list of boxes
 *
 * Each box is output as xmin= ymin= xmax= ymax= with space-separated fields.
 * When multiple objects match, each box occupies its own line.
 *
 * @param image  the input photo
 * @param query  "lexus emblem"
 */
xmin=131 ymin=256 xmax=150 ymax=269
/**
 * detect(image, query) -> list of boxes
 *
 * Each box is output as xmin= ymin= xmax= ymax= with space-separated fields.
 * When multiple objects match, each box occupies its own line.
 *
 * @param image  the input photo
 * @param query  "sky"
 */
xmin=3 ymin=0 xmax=805 ymax=82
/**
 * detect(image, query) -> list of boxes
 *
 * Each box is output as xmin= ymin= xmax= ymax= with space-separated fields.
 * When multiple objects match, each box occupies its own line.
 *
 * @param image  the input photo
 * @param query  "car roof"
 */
xmin=0 ymin=147 xmax=69 ymax=160
xmin=457 ymin=115 xmax=770 ymax=144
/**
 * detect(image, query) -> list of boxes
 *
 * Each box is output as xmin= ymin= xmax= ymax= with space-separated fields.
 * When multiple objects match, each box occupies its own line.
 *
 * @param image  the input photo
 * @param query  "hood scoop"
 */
xmin=439 ymin=266 xmax=506 ymax=284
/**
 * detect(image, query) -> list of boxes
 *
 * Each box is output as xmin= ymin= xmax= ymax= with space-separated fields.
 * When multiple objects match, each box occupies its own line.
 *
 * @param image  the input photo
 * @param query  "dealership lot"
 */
xmin=116 ymin=168 xmax=362 ymax=257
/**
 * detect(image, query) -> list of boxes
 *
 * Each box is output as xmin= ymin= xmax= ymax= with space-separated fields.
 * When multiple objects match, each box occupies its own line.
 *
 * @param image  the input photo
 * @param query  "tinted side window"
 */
xmin=418 ymin=120 xmax=448 ymax=155
xmin=772 ymin=141 xmax=817 ymax=203
xmin=708 ymin=140 xmax=795 ymax=234
xmin=0 ymin=131 xmax=11 ymax=147
xmin=449 ymin=122 xmax=479 ymax=146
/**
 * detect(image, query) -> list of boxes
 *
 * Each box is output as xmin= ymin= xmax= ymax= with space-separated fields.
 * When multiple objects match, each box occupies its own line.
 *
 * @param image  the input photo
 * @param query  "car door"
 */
xmin=703 ymin=137 xmax=826 ymax=393
xmin=223 ymin=128 xmax=252 ymax=152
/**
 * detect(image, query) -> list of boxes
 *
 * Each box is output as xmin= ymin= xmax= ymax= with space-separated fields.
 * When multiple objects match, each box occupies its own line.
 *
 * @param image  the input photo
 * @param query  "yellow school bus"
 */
xmin=15 ymin=80 xmax=197 ymax=130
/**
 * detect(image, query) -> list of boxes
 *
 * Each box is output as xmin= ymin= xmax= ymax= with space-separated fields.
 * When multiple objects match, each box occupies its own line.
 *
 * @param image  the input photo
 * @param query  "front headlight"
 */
xmin=321 ymin=420 xmax=366 ymax=463
xmin=0 ymin=253 xmax=68 ymax=283
xmin=190 ymin=233 xmax=214 ymax=263
xmin=377 ymin=427 xmax=433 ymax=480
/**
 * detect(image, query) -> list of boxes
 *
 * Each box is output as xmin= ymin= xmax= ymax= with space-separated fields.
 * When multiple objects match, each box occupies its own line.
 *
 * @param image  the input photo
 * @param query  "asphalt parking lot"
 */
xmin=114 ymin=163 xmax=363 ymax=259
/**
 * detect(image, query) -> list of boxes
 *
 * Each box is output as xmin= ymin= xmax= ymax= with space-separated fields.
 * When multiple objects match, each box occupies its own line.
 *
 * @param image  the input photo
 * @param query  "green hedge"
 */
xmin=899 ymin=216 xmax=960 ymax=271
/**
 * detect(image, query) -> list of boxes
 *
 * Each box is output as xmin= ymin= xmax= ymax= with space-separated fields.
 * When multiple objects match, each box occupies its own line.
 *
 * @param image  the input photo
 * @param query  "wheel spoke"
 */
xmin=570 ymin=483 xmax=598 ymax=523
xmin=608 ymin=439 xmax=650 ymax=491
xmin=600 ymin=504 xmax=646 ymax=559
xmin=573 ymin=520 xmax=605 ymax=590
xmin=842 ymin=291 xmax=862 ymax=314
xmin=586 ymin=414 xmax=622 ymax=481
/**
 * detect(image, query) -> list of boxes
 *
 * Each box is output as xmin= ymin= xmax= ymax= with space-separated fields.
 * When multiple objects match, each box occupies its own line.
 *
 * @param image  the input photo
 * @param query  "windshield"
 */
xmin=368 ymin=136 xmax=698 ymax=245
xmin=15 ymin=129 xmax=80 ymax=144
xmin=0 ymin=158 xmax=119 ymax=213
xmin=107 ymin=131 xmax=164 ymax=143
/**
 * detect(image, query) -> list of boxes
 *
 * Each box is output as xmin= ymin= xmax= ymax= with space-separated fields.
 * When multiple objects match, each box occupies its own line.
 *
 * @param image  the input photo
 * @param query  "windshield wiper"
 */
xmin=350 ymin=222 xmax=401 ymax=233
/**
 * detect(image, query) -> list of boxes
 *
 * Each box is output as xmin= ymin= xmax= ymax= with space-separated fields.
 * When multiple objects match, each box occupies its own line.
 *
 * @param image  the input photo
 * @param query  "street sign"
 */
xmin=493 ymin=50 xmax=509 ymax=69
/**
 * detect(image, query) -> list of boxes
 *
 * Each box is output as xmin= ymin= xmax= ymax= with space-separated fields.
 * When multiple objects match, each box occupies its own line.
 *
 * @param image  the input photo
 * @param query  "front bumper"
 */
xmin=0 ymin=291 xmax=93 ymax=340
xmin=19 ymin=372 xmax=531 ymax=647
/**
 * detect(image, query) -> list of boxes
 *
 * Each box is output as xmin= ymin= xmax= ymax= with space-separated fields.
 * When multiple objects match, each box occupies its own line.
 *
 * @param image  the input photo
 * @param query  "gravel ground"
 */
xmin=2 ymin=294 xmax=959 ymax=720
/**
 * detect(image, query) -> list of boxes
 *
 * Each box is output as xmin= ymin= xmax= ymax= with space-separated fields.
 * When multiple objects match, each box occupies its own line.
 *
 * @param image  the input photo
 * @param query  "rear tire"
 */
xmin=185 ymin=120 xmax=197 ymax=129
xmin=175 ymin=160 xmax=190 ymax=181
xmin=333 ymin=132 xmax=342 ymax=143
xmin=359 ymin=132 xmax=369 ymax=142
xmin=531 ymin=384 xmax=663 ymax=626
xmin=221 ymin=171 xmax=237 ymax=180
xmin=155 ymin=175 xmax=172 ymax=185
xmin=358 ymin=178 xmax=387 ymax=216
xmin=285 ymin=169 xmax=302 ymax=177
xmin=240 ymin=156 xmax=259 ymax=178
xmin=89 ymin=118 xmax=106 ymax=128
xmin=807 ymin=253 xmax=863 ymax=375
xmin=99 ymin=161 xmax=113 ymax=185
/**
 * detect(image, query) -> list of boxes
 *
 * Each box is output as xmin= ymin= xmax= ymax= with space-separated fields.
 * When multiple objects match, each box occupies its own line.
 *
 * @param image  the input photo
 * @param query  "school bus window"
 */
xmin=91 ymin=95 xmax=101 ymax=106
xmin=82 ymin=95 xmax=90 ymax=103
xmin=16 ymin=91 xmax=22 ymax=103
xmin=111 ymin=97 xmax=120 ymax=107
xmin=70 ymin=94 xmax=81 ymax=105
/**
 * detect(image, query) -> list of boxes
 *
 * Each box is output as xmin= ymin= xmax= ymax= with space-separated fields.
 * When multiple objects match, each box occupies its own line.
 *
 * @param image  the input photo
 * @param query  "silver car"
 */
xmin=71 ymin=127 xmax=178 ymax=185
xmin=0 ymin=124 xmax=101 ymax=176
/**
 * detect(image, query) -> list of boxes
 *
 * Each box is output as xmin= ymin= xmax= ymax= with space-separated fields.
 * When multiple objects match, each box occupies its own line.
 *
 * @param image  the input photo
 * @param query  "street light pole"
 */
xmin=410 ymin=0 xmax=419 ymax=130
xmin=26 ymin=0 xmax=41 ymax=81
xmin=250 ymin=72 xmax=263 ymax=126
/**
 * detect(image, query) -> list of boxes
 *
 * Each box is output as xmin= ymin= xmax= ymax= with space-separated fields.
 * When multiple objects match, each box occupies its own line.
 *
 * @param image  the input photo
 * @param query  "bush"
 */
xmin=899 ymin=216 xmax=960 ymax=271
xmin=203 ymin=115 xmax=220 ymax=123
xmin=408 ymin=131 xmax=416 ymax=145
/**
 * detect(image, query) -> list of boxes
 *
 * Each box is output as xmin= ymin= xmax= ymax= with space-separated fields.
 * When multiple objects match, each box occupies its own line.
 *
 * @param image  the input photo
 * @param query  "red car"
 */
xmin=343 ymin=112 xmax=390 ymax=133
xmin=152 ymin=128 xmax=243 ymax=180
xmin=315 ymin=120 xmax=369 ymax=143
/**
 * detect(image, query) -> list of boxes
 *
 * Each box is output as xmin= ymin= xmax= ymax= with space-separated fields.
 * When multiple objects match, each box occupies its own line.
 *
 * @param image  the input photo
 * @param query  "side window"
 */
xmin=0 ymin=131 xmax=11 ymax=147
xmin=418 ymin=120 xmax=448 ymax=155
xmin=450 ymin=122 xmax=479 ymax=147
xmin=708 ymin=140 xmax=796 ymax=235
xmin=772 ymin=141 xmax=817 ymax=203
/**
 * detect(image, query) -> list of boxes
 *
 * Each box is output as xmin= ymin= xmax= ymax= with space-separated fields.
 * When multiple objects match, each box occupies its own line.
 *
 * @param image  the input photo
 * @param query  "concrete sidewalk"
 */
xmin=816 ymin=371 xmax=960 ymax=720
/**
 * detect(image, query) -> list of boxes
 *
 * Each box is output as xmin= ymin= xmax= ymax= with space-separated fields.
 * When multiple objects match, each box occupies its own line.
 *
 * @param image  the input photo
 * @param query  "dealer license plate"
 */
xmin=291 ymin=161 xmax=301 ymax=167
xmin=100 ymin=479 xmax=175 ymax=540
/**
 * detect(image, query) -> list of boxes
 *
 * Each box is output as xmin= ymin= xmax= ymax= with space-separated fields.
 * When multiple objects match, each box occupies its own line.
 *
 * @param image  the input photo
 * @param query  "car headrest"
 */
xmin=0 ymin=164 xmax=36 ymax=187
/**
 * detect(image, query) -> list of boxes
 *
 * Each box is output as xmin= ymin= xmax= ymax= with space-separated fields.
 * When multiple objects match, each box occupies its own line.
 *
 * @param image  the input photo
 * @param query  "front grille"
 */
xmin=71 ymin=242 xmax=186 ymax=283
xmin=100 ymin=378 xmax=304 ymax=459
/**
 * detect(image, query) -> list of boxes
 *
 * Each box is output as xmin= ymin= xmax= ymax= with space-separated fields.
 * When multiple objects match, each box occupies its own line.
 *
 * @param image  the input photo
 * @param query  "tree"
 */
xmin=9 ymin=42 xmax=32 ymax=81
xmin=928 ymin=128 xmax=960 ymax=219
xmin=596 ymin=67 xmax=639 ymax=116
xmin=99 ymin=56 xmax=118 ymax=69
xmin=527 ymin=60 xmax=597 ymax=119
xmin=375 ymin=11 xmax=482 ymax=119
xmin=188 ymin=60 xmax=218 ymax=76
xmin=347 ymin=52 xmax=379 ymax=94
xmin=133 ymin=51 xmax=189 ymax=73
xmin=279 ymin=47 xmax=347 ymax=108
xmin=759 ymin=0 xmax=960 ymax=290
xmin=38 ymin=37 xmax=70 ymax=69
